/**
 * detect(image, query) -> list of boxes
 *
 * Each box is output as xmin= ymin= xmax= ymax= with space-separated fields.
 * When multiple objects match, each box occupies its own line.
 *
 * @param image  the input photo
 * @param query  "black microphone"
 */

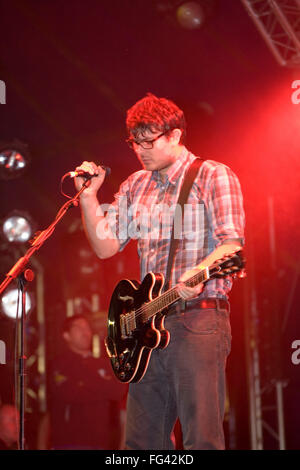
xmin=68 ymin=165 xmax=111 ymax=178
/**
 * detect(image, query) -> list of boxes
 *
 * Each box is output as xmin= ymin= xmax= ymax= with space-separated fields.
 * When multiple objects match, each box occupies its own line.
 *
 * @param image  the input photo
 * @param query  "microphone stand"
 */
xmin=18 ymin=270 xmax=34 ymax=450
xmin=0 ymin=178 xmax=92 ymax=450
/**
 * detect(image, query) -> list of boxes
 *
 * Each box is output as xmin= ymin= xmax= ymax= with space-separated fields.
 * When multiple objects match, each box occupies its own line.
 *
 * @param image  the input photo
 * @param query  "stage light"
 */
xmin=176 ymin=1 xmax=205 ymax=29
xmin=156 ymin=1 xmax=216 ymax=30
xmin=0 ymin=140 xmax=30 ymax=180
xmin=1 ymin=288 xmax=32 ymax=319
xmin=1 ymin=211 xmax=35 ymax=244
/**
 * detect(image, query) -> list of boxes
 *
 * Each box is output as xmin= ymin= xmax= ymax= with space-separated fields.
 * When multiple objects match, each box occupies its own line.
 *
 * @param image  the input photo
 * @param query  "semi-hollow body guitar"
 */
xmin=105 ymin=250 xmax=245 ymax=383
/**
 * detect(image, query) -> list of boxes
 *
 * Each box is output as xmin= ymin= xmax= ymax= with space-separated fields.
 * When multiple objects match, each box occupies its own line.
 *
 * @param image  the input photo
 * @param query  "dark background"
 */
xmin=0 ymin=0 xmax=299 ymax=449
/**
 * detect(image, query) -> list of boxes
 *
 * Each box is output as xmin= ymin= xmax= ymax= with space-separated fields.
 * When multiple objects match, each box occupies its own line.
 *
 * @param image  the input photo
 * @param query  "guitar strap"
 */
xmin=164 ymin=157 xmax=204 ymax=291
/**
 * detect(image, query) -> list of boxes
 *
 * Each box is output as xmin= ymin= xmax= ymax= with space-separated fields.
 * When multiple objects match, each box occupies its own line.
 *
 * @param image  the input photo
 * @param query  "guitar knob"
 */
xmin=125 ymin=363 xmax=131 ymax=371
xmin=119 ymin=372 xmax=125 ymax=379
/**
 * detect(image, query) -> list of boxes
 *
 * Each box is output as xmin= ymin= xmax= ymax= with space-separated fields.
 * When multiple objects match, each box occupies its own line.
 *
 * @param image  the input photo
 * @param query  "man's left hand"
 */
xmin=176 ymin=268 xmax=204 ymax=300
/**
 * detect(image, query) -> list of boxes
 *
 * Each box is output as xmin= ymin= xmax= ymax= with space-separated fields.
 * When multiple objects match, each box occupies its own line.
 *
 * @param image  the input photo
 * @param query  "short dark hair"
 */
xmin=62 ymin=314 xmax=91 ymax=334
xmin=126 ymin=93 xmax=186 ymax=144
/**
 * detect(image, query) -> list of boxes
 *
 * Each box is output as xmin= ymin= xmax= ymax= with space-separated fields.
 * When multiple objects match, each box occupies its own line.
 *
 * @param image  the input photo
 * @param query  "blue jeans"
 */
xmin=125 ymin=301 xmax=231 ymax=450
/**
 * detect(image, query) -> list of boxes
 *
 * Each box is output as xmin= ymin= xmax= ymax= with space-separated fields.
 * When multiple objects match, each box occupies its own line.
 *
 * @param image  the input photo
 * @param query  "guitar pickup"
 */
xmin=120 ymin=312 xmax=136 ymax=338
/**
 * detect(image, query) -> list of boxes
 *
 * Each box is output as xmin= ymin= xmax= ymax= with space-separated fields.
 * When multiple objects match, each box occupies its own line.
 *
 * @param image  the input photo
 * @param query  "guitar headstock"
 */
xmin=209 ymin=250 xmax=246 ymax=279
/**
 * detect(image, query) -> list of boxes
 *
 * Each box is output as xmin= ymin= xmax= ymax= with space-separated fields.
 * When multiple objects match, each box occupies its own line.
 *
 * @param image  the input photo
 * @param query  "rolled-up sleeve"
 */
xmin=207 ymin=164 xmax=245 ymax=246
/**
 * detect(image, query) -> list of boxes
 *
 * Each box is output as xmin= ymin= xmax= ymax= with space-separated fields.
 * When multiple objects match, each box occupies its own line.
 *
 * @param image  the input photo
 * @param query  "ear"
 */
xmin=170 ymin=128 xmax=182 ymax=145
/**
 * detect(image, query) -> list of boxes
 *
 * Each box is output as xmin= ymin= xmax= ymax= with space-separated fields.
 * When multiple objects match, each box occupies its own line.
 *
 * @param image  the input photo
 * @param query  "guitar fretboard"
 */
xmin=141 ymin=267 xmax=210 ymax=321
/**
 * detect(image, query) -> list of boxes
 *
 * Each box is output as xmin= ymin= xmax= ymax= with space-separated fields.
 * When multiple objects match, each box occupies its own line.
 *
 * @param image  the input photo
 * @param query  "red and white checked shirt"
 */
xmin=106 ymin=148 xmax=245 ymax=299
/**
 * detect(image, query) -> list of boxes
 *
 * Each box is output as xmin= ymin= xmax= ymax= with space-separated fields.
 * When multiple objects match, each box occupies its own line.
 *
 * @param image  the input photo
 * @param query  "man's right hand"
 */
xmin=74 ymin=161 xmax=107 ymax=198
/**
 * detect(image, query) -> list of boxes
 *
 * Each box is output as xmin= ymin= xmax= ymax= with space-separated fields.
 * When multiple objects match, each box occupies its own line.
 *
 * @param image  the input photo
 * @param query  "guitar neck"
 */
xmin=146 ymin=267 xmax=210 ymax=320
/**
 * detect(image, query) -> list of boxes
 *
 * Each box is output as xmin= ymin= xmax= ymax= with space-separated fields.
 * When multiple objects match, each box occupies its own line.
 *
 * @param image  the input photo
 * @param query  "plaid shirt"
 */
xmin=106 ymin=148 xmax=245 ymax=299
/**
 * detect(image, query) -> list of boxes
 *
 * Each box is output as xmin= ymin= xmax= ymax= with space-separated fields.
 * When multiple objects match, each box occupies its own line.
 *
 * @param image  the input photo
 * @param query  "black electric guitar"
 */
xmin=105 ymin=250 xmax=245 ymax=383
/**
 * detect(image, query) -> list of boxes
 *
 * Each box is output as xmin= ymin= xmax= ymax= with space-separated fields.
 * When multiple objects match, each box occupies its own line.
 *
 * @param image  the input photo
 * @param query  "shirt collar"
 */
xmin=151 ymin=147 xmax=189 ymax=186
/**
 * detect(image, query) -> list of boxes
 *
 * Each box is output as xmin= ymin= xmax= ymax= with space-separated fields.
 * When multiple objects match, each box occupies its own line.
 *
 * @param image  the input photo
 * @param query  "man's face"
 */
xmin=64 ymin=318 xmax=92 ymax=354
xmin=132 ymin=129 xmax=180 ymax=173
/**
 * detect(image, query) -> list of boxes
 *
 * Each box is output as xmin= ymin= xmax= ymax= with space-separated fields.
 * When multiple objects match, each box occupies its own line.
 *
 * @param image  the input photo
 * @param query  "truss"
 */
xmin=241 ymin=0 xmax=300 ymax=67
xmin=244 ymin=197 xmax=287 ymax=450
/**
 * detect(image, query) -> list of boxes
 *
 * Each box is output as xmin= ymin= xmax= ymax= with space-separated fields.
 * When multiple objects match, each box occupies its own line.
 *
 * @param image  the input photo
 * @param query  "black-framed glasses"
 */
xmin=126 ymin=131 xmax=167 ymax=150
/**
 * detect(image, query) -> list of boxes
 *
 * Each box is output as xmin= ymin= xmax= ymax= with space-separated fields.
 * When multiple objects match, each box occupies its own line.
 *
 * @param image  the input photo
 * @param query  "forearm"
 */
xmin=80 ymin=194 xmax=120 ymax=259
xmin=196 ymin=239 xmax=242 ymax=270
xmin=178 ymin=240 xmax=243 ymax=298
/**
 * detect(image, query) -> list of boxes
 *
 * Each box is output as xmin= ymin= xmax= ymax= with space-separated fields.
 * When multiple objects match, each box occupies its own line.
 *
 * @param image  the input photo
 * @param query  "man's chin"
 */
xmin=142 ymin=162 xmax=155 ymax=171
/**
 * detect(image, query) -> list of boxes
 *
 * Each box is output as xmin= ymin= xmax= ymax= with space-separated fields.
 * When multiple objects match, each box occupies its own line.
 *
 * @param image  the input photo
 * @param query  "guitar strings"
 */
xmin=123 ymin=253 xmax=241 ymax=326
xmin=126 ymin=269 xmax=206 ymax=323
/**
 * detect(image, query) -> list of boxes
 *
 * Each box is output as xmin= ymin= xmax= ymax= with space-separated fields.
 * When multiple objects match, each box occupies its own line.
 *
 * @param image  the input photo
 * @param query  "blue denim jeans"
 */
xmin=125 ymin=301 xmax=231 ymax=450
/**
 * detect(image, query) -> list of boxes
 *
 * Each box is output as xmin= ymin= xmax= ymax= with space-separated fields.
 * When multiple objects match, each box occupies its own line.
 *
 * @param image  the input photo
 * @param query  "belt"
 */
xmin=172 ymin=297 xmax=229 ymax=313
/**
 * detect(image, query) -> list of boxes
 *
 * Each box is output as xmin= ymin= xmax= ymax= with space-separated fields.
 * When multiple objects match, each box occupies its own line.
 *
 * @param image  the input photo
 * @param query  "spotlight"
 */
xmin=1 ymin=288 xmax=33 ymax=319
xmin=0 ymin=140 xmax=30 ymax=180
xmin=156 ymin=0 xmax=216 ymax=30
xmin=176 ymin=1 xmax=205 ymax=29
xmin=1 ymin=211 xmax=35 ymax=244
